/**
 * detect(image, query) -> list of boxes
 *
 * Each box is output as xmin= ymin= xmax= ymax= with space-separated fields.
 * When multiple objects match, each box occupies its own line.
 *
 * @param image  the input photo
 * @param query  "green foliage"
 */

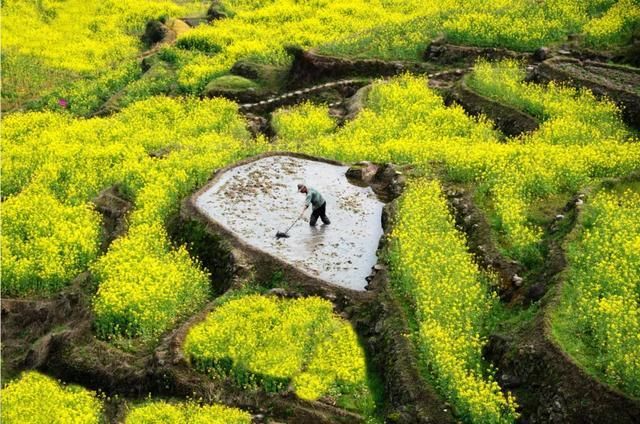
xmin=1 ymin=371 xmax=102 ymax=424
xmin=205 ymin=75 xmax=259 ymax=92
xmin=552 ymin=190 xmax=640 ymax=397
xmin=33 ymin=61 xmax=142 ymax=116
xmin=115 ymin=63 xmax=179 ymax=110
xmin=184 ymin=295 xmax=377 ymax=416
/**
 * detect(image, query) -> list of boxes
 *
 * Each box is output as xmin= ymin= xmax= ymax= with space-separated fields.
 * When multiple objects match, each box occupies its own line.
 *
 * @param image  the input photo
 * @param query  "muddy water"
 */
xmin=195 ymin=156 xmax=384 ymax=291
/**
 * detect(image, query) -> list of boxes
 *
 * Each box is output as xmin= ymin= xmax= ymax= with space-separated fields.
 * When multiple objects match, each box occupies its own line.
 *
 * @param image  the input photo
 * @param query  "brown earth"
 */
xmin=446 ymin=78 xmax=539 ymax=138
xmin=535 ymin=57 xmax=640 ymax=130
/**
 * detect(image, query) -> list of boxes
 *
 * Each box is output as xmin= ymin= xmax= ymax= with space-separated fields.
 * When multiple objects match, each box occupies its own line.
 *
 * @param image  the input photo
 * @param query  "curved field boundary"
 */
xmin=1 ymin=272 xmax=371 ymax=423
xmin=238 ymin=79 xmax=367 ymax=114
xmin=287 ymin=47 xmax=438 ymax=87
xmin=536 ymin=57 xmax=640 ymax=129
xmin=483 ymin=195 xmax=640 ymax=423
xmin=448 ymin=78 xmax=540 ymax=138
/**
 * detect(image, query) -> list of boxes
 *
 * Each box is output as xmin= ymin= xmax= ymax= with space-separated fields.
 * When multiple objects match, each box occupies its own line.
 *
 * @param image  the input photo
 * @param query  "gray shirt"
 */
xmin=305 ymin=187 xmax=325 ymax=210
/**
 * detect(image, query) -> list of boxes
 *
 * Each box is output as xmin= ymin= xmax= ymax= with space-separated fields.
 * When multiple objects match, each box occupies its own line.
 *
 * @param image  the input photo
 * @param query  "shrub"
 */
xmin=1 ymin=186 xmax=101 ymax=297
xmin=125 ymin=400 xmax=251 ymax=424
xmin=184 ymin=295 xmax=375 ymax=414
xmin=1 ymin=372 xmax=102 ymax=424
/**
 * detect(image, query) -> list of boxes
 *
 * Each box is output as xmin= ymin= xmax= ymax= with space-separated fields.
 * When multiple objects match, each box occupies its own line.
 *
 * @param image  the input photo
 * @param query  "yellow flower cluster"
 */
xmin=183 ymin=295 xmax=374 ymax=412
xmin=552 ymin=190 xmax=640 ymax=397
xmin=468 ymin=59 xmax=628 ymax=145
xmin=1 ymin=0 xmax=182 ymax=109
xmin=1 ymin=371 xmax=102 ymax=424
xmin=583 ymin=0 xmax=640 ymax=47
xmin=272 ymin=101 xmax=337 ymax=146
xmin=92 ymin=223 xmax=210 ymax=339
xmin=1 ymin=184 xmax=101 ymax=296
xmin=4 ymin=0 xmax=635 ymax=109
xmin=275 ymin=71 xmax=639 ymax=263
xmin=2 ymin=96 xmax=264 ymax=340
xmin=315 ymin=0 xmax=631 ymax=59
xmin=389 ymin=180 xmax=518 ymax=423
xmin=125 ymin=400 xmax=251 ymax=424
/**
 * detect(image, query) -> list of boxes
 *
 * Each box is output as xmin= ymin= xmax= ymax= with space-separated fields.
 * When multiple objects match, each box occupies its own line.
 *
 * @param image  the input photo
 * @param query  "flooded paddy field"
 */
xmin=194 ymin=155 xmax=385 ymax=290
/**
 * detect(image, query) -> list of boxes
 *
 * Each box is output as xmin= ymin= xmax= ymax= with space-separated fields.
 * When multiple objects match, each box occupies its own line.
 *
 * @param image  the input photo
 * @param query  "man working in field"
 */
xmin=298 ymin=184 xmax=331 ymax=226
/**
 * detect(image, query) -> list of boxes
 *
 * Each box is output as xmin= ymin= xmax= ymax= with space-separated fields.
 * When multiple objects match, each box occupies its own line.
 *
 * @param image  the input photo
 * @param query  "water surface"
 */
xmin=195 ymin=156 xmax=384 ymax=290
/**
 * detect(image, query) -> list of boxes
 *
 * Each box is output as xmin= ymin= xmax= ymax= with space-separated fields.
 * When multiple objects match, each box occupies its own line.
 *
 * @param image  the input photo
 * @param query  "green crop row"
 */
xmin=552 ymin=190 xmax=640 ymax=397
xmin=389 ymin=180 xmax=517 ymax=423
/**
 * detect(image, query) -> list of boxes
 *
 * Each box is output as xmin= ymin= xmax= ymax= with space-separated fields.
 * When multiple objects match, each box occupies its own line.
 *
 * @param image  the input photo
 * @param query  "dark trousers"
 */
xmin=310 ymin=202 xmax=330 ymax=226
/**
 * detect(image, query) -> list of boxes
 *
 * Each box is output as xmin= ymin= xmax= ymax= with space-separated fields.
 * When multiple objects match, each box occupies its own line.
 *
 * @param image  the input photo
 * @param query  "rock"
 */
xmin=527 ymin=282 xmax=546 ymax=302
xmin=512 ymin=274 xmax=524 ymax=287
xmin=267 ymin=288 xmax=288 ymax=297
xmin=373 ymin=263 xmax=385 ymax=271
xmin=149 ymin=147 xmax=172 ymax=159
xmin=533 ymin=47 xmax=551 ymax=61
xmin=230 ymin=61 xmax=260 ymax=80
xmin=207 ymin=1 xmax=228 ymax=21
xmin=345 ymin=165 xmax=363 ymax=180
xmin=343 ymin=84 xmax=372 ymax=121
xmin=499 ymin=372 xmax=522 ymax=389
xmin=575 ymin=198 xmax=584 ymax=206
xmin=92 ymin=186 xmax=131 ymax=218
xmin=361 ymin=163 xmax=379 ymax=183
xmin=382 ymin=200 xmax=398 ymax=233
xmin=244 ymin=113 xmax=269 ymax=138
xmin=141 ymin=20 xmax=169 ymax=46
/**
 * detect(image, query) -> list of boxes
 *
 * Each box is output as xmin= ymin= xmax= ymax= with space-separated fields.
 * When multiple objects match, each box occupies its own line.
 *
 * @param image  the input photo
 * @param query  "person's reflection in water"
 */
xmin=303 ymin=223 xmax=327 ymax=254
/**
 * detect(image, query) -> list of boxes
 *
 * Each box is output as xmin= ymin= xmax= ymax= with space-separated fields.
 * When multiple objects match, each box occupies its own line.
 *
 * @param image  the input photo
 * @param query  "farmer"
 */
xmin=298 ymin=184 xmax=331 ymax=226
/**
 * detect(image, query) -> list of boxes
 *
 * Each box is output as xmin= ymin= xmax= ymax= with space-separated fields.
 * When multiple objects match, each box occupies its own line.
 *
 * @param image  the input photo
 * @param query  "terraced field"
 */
xmin=2 ymin=1 xmax=639 ymax=423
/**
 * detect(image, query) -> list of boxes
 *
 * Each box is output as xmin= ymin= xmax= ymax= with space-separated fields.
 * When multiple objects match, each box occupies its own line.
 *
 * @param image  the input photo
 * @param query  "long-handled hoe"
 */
xmin=275 ymin=211 xmax=305 ymax=239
